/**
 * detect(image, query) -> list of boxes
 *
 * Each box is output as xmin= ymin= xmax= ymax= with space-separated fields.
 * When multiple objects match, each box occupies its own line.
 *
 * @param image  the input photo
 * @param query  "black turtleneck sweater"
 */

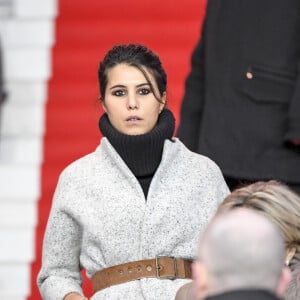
xmin=99 ymin=109 xmax=175 ymax=198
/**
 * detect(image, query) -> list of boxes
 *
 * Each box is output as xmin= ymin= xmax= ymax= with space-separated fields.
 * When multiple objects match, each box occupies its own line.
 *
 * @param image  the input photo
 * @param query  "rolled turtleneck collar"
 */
xmin=98 ymin=109 xmax=175 ymax=197
xmin=99 ymin=108 xmax=175 ymax=175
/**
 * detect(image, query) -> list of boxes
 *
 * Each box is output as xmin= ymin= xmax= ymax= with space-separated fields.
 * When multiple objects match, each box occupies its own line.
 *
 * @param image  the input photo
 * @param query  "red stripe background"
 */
xmin=28 ymin=0 xmax=207 ymax=298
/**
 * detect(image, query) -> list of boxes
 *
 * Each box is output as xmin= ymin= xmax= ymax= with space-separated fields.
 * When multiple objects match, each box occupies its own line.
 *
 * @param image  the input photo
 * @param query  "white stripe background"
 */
xmin=0 ymin=0 xmax=57 ymax=298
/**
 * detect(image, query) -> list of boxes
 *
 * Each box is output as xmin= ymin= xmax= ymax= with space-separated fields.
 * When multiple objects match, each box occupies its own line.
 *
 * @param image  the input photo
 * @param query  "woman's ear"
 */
xmin=285 ymin=245 xmax=296 ymax=266
xmin=100 ymin=97 xmax=107 ymax=112
xmin=159 ymin=92 xmax=166 ymax=113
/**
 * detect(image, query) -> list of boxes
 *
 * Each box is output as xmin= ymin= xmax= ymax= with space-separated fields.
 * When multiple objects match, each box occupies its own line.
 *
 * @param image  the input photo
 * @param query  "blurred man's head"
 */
xmin=193 ymin=208 xmax=291 ymax=299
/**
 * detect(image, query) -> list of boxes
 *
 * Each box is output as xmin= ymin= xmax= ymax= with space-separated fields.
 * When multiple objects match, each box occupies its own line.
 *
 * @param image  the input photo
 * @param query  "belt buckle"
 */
xmin=155 ymin=256 xmax=177 ymax=280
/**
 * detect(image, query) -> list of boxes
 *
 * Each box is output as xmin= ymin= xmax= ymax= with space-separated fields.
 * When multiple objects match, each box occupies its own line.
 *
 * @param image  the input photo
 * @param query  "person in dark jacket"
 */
xmin=176 ymin=208 xmax=291 ymax=300
xmin=177 ymin=0 xmax=300 ymax=194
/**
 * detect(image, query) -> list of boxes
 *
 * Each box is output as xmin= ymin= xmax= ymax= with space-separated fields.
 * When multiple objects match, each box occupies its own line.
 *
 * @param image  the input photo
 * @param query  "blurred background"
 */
xmin=0 ymin=0 xmax=206 ymax=299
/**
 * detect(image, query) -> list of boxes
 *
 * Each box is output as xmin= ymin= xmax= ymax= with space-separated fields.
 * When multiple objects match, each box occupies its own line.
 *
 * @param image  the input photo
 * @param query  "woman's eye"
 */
xmin=112 ymin=90 xmax=126 ymax=97
xmin=138 ymin=88 xmax=151 ymax=95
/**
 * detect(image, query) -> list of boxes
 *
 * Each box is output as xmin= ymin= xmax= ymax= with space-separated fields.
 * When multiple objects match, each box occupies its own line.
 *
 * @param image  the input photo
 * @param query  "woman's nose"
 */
xmin=127 ymin=93 xmax=138 ymax=110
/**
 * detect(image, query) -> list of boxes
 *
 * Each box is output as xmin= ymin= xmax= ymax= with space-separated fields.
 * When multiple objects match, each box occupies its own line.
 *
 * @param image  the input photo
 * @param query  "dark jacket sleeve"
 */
xmin=284 ymin=59 xmax=300 ymax=143
xmin=176 ymin=21 xmax=206 ymax=151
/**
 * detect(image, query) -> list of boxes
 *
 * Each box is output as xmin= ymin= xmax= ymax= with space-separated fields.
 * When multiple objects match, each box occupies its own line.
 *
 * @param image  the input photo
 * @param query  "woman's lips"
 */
xmin=126 ymin=116 xmax=142 ymax=122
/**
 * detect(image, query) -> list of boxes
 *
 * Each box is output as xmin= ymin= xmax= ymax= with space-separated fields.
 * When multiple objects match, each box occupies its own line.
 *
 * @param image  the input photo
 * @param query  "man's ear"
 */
xmin=275 ymin=266 xmax=292 ymax=297
xmin=192 ymin=261 xmax=208 ymax=300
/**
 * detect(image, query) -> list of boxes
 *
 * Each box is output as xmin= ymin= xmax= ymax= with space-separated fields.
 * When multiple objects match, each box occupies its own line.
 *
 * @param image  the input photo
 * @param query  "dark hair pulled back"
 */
xmin=98 ymin=44 xmax=167 ymax=103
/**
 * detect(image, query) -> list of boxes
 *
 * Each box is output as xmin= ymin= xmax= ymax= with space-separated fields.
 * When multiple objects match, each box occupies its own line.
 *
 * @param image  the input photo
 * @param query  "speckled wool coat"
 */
xmin=37 ymin=137 xmax=229 ymax=300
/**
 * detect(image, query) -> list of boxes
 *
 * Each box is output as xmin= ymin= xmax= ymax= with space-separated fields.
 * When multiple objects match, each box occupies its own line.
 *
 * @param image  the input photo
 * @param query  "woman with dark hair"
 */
xmin=37 ymin=44 xmax=229 ymax=300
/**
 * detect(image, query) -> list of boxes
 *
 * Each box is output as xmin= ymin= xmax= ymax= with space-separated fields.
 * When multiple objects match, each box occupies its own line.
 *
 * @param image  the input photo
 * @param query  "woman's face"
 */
xmin=102 ymin=63 xmax=165 ymax=135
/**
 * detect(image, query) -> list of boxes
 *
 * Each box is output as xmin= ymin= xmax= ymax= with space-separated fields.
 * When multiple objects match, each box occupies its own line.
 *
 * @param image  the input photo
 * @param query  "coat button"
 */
xmin=246 ymin=72 xmax=253 ymax=79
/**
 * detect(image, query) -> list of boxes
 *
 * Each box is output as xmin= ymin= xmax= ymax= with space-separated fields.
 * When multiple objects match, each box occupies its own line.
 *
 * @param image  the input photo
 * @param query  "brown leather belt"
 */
xmin=92 ymin=256 xmax=193 ymax=292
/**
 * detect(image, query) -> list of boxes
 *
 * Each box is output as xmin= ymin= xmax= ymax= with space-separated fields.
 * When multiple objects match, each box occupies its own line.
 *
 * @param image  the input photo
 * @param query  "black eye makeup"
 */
xmin=112 ymin=89 xmax=126 ymax=97
xmin=137 ymin=87 xmax=151 ymax=95
xmin=109 ymin=83 xmax=153 ymax=98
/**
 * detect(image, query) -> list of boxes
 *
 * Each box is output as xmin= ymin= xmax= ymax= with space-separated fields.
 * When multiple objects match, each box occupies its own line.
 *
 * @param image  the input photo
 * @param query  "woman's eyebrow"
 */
xmin=110 ymin=83 xmax=150 ymax=90
xmin=136 ymin=83 xmax=150 ymax=88
xmin=109 ymin=84 xmax=126 ymax=90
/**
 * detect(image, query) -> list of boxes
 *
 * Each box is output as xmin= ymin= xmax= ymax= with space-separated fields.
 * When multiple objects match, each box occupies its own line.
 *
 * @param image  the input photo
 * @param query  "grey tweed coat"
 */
xmin=37 ymin=137 xmax=229 ymax=300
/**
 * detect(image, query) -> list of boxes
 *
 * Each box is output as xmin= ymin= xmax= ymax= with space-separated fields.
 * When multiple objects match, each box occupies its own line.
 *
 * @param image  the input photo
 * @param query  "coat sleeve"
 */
xmin=177 ymin=20 xmax=207 ymax=151
xmin=37 ymin=171 xmax=84 ymax=300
